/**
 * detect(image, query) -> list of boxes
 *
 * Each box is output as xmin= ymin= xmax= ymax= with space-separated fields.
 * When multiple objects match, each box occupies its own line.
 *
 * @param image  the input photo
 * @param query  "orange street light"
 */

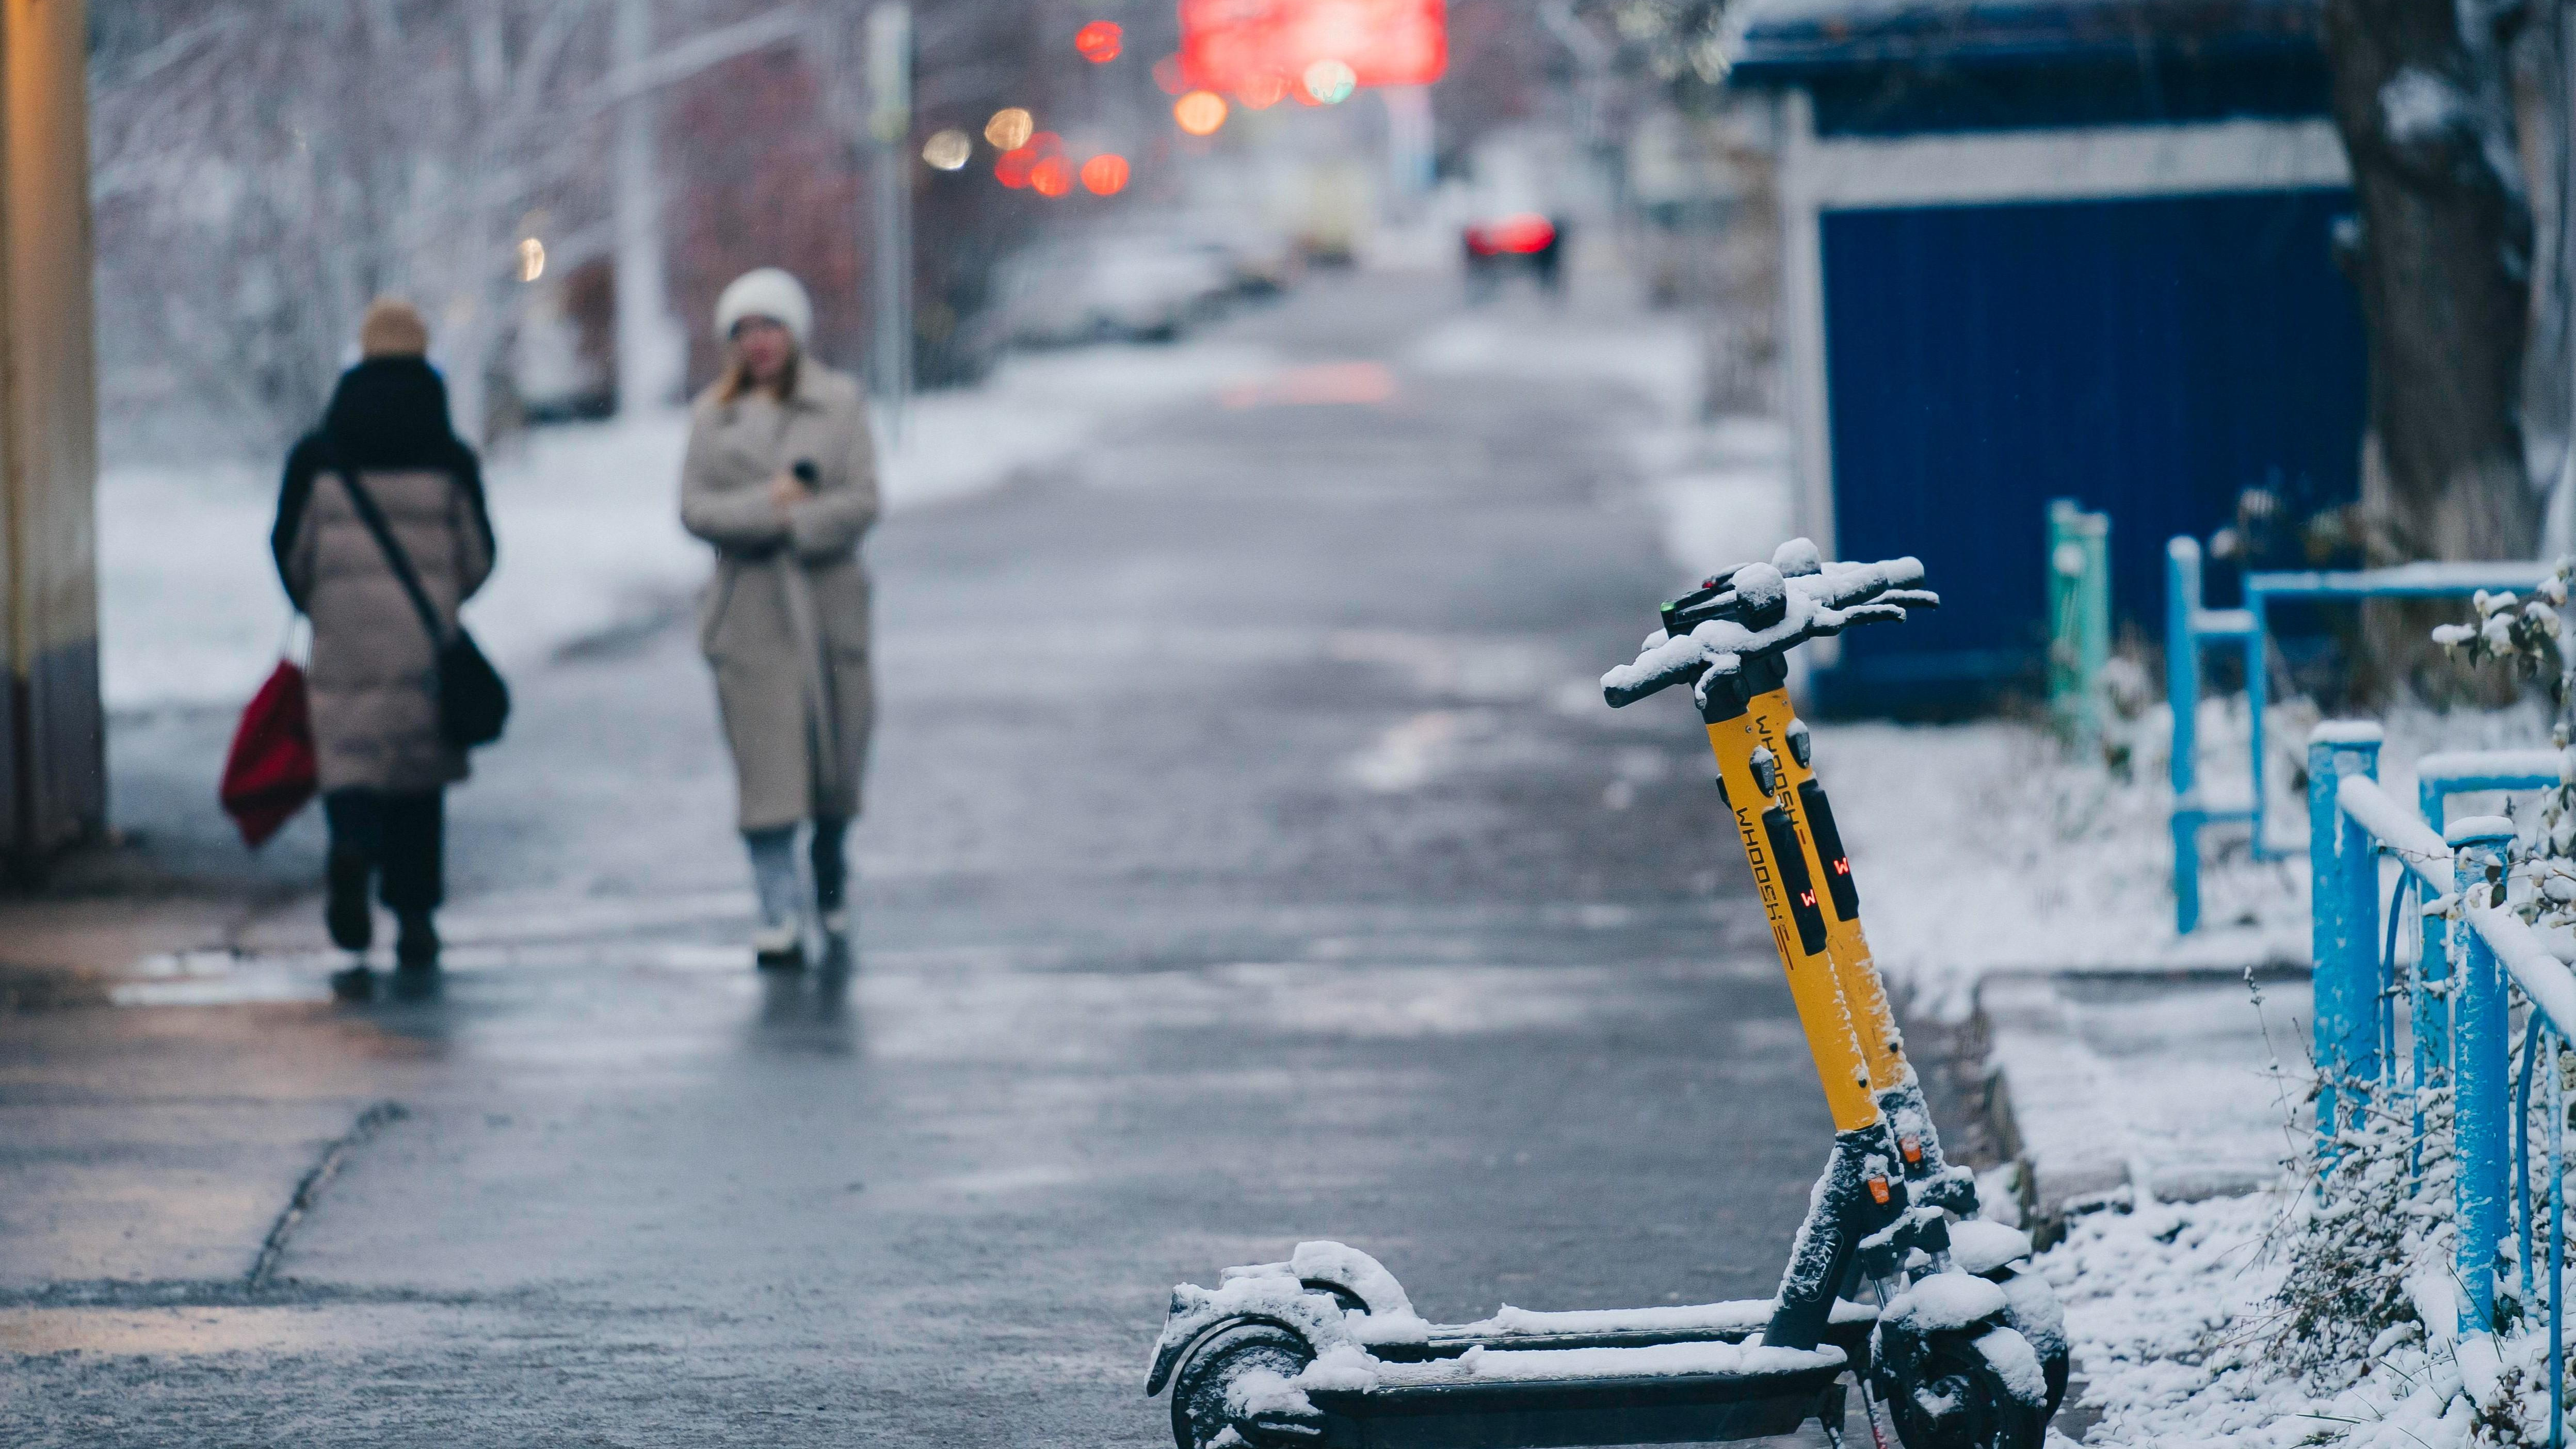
xmin=1174 ymin=89 xmax=1229 ymax=136
xmin=984 ymin=107 xmax=1035 ymax=150
xmin=1030 ymin=155 xmax=1075 ymax=196
xmin=1080 ymin=153 xmax=1131 ymax=196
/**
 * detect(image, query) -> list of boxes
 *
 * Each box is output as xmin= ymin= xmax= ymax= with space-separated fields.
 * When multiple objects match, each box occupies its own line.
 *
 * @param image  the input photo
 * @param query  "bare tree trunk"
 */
xmin=2327 ymin=0 xmax=2543 ymax=700
xmin=2326 ymin=0 xmax=2539 ymax=563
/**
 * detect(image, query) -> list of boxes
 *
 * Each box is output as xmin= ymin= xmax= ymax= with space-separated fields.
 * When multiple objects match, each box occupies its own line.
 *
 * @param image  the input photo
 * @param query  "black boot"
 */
xmin=394 ymin=911 xmax=440 ymax=972
xmin=327 ymin=849 xmax=373 ymax=952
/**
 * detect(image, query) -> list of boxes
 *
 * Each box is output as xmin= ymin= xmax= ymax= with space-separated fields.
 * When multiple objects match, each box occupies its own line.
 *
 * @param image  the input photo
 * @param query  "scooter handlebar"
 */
xmin=1602 ymin=543 xmax=1937 ymax=709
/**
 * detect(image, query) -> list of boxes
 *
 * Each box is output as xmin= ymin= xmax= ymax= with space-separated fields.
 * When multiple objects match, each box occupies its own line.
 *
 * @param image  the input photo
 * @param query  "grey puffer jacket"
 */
xmin=273 ymin=359 xmax=495 ymax=794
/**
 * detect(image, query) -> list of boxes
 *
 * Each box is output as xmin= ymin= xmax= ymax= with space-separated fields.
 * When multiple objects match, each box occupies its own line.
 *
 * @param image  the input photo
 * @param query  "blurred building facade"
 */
xmin=1732 ymin=0 xmax=2364 ymax=713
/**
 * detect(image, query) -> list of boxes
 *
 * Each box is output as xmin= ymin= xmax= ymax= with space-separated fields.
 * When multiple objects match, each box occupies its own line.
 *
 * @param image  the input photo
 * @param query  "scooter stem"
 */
xmin=1699 ymin=656 xmax=1880 ymax=1136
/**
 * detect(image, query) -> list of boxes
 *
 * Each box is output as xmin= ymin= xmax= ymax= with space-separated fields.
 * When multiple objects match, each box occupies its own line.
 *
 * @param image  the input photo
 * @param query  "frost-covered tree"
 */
xmin=88 ymin=1 xmax=833 ymax=454
xmin=90 ymin=2 xmax=626 ymax=453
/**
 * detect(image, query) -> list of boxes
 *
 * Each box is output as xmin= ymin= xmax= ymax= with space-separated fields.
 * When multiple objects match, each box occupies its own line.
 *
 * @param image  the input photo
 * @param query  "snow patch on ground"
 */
xmin=98 ymin=336 xmax=1277 ymax=713
xmin=1819 ymin=708 xmax=2310 ymax=1019
xmin=2039 ymin=1190 xmax=2299 ymax=1443
xmin=2032 ymin=1187 xmax=2558 ymax=1449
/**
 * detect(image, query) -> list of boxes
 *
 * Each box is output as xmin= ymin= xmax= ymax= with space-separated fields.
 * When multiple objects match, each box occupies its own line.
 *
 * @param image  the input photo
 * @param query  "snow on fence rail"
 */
xmin=2312 ymin=724 xmax=2571 ymax=1443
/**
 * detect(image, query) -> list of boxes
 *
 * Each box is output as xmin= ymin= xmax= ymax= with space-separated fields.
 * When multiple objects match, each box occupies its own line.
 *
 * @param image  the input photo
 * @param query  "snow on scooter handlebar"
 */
xmin=1601 ymin=540 xmax=1937 ymax=710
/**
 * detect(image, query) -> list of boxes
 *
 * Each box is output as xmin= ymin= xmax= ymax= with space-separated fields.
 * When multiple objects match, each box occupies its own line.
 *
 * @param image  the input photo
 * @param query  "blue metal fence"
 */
xmin=2169 ymin=546 xmax=2548 ymax=931
xmin=2310 ymin=723 xmax=2570 ymax=1434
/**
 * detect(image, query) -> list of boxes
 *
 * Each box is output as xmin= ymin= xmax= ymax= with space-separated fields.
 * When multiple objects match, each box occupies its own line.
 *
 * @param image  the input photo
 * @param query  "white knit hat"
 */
xmin=714 ymin=267 xmax=813 ymax=347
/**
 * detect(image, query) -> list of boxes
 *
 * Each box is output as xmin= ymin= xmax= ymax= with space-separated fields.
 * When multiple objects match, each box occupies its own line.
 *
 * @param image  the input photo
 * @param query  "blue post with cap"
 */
xmin=2171 ymin=539 xmax=2204 ymax=934
xmin=2308 ymin=722 xmax=2382 ymax=1155
xmin=2452 ymin=815 xmax=2517 ymax=1333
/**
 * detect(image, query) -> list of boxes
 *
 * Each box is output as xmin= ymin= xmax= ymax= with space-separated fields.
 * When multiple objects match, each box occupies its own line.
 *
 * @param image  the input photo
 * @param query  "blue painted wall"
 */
xmin=1812 ymin=187 xmax=2366 ymax=714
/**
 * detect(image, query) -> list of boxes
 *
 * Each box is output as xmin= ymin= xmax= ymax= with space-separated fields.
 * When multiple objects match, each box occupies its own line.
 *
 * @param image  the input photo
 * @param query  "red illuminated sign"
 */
xmin=1179 ymin=0 xmax=1447 ymax=95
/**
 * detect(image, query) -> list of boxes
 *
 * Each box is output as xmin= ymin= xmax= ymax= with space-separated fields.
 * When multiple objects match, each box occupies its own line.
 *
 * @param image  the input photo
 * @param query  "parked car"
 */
xmin=991 ymin=235 xmax=1234 ymax=346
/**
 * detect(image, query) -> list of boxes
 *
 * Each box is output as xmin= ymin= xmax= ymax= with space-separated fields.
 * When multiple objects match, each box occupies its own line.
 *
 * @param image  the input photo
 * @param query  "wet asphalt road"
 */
xmin=2 ymin=275 xmax=1861 ymax=1445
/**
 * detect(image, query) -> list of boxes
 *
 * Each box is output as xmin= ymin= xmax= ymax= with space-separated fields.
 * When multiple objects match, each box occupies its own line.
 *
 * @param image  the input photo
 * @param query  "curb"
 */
xmin=1970 ymin=962 xmax=2305 ymax=1245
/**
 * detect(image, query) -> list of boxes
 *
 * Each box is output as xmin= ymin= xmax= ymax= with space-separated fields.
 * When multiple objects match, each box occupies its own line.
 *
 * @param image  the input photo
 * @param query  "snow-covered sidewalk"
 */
xmin=99 ymin=335 xmax=1279 ymax=714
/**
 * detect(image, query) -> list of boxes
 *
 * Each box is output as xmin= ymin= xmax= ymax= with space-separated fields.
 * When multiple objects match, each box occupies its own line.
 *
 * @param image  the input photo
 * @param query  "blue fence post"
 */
xmin=2245 ymin=585 xmax=2271 ymax=858
xmin=2451 ymin=815 xmax=2517 ymax=1334
xmin=2417 ymin=776 xmax=2453 ymax=1092
xmin=2309 ymin=722 xmax=2383 ymax=1155
xmin=2170 ymin=538 xmax=2204 ymax=934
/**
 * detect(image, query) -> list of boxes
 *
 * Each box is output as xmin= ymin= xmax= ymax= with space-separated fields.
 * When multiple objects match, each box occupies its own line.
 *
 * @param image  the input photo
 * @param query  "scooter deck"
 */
xmin=1300 ymin=1346 xmax=1846 ymax=1449
xmin=1416 ymin=1298 xmax=1875 ymax=1360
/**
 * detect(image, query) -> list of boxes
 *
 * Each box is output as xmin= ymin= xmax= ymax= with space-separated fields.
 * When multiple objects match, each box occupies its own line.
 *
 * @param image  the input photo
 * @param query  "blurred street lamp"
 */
xmin=1075 ymin=21 xmax=1123 ymax=63
xmin=1173 ymin=89 xmax=1229 ymax=136
xmin=516 ymin=236 xmax=546 ymax=282
xmin=922 ymin=128 xmax=973 ymax=170
xmin=985 ymin=107 xmax=1034 ymax=150
xmin=1031 ymin=156 xmax=1075 ymax=196
xmin=866 ymin=2 xmax=913 ymax=441
xmin=1080 ymin=154 xmax=1131 ymax=195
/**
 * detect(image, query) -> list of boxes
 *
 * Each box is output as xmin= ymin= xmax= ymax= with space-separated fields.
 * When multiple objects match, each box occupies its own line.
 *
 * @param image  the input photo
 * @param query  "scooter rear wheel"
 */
xmin=1168 ymin=1321 xmax=1318 ymax=1449
xmin=1869 ymin=1323 xmax=2049 ymax=1449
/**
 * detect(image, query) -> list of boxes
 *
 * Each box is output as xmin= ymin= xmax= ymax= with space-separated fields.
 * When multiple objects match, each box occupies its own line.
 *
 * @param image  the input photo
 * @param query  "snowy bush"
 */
xmin=2262 ymin=1085 xmax=2456 ymax=1393
xmin=2434 ymin=567 xmax=2576 ymax=937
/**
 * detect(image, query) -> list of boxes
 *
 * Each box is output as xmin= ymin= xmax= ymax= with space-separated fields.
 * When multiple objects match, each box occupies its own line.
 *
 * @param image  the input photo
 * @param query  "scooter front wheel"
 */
xmin=1167 ymin=1321 xmax=1321 ymax=1449
xmin=1869 ymin=1323 xmax=2050 ymax=1449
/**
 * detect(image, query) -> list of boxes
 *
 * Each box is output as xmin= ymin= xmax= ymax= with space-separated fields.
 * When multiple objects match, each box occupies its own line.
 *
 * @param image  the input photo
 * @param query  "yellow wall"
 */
xmin=1 ymin=0 xmax=104 ymax=860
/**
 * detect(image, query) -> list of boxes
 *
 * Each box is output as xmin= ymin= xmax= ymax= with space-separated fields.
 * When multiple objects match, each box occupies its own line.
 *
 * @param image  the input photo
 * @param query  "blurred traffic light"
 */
xmin=1079 ymin=154 xmax=1131 ymax=195
xmin=1075 ymin=21 xmax=1123 ymax=63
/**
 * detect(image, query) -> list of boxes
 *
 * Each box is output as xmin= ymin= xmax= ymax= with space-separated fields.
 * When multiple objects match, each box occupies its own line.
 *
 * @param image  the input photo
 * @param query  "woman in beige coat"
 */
xmin=272 ymin=299 xmax=495 ymax=980
xmin=681 ymin=268 xmax=879 ymax=965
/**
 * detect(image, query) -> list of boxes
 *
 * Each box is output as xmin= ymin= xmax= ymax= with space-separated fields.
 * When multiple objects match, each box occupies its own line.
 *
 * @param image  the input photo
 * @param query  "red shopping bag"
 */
xmin=220 ymin=659 xmax=318 ymax=848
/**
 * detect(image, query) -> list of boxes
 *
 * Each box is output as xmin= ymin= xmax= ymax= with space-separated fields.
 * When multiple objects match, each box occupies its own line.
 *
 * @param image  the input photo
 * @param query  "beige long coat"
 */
xmin=680 ymin=362 xmax=880 ymax=832
xmin=283 ymin=468 xmax=495 ymax=793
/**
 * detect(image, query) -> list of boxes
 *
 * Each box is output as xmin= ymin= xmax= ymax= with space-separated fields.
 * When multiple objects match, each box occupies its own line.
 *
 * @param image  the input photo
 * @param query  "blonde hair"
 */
xmin=715 ymin=339 xmax=800 ymax=407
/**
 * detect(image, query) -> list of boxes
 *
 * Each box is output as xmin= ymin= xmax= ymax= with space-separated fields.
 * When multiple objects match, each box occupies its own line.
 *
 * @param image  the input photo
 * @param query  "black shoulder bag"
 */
xmin=334 ymin=469 xmax=509 ymax=749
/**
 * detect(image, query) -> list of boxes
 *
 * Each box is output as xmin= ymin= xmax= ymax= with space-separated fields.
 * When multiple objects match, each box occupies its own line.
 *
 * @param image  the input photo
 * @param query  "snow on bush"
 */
xmin=2041 ymin=1074 xmax=2573 ymax=1448
xmin=2261 ymin=1085 xmax=2457 ymax=1390
xmin=2433 ymin=570 xmax=2576 ymax=944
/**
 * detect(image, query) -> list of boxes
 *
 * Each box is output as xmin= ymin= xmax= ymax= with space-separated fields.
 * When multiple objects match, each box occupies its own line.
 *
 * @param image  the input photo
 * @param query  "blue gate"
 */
xmin=1811 ymin=187 xmax=2366 ymax=715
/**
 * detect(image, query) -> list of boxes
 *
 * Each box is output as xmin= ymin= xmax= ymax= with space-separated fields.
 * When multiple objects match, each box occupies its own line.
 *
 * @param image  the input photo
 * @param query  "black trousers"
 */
xmin=324 ymin=788 xmax=445 ymax=913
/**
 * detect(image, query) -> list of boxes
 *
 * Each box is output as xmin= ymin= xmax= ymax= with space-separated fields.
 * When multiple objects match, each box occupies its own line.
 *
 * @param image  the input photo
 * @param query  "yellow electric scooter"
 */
xmin=1147 ymin=543 xmax=2065 ymax=1449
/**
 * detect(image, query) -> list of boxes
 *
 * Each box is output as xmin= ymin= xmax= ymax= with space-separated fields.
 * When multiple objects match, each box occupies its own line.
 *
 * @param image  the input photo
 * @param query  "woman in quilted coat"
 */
xmin=271 ymin=298 xmax=494 ymax=980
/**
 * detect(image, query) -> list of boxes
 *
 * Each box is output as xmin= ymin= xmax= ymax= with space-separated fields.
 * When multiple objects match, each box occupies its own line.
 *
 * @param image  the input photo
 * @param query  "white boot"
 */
xmin=745 ymin=826 xmax=807 ymax=969
xmin=752 ymin=923 xmax=804 ymax=968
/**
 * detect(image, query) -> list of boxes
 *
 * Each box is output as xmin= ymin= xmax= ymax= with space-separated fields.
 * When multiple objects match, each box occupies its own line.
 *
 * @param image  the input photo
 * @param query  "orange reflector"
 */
xmin=1866 ymin=1176 xmax=1892 ymax=1205
xmin=1899 ymin=1135 xmax=1924 ymax=1164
